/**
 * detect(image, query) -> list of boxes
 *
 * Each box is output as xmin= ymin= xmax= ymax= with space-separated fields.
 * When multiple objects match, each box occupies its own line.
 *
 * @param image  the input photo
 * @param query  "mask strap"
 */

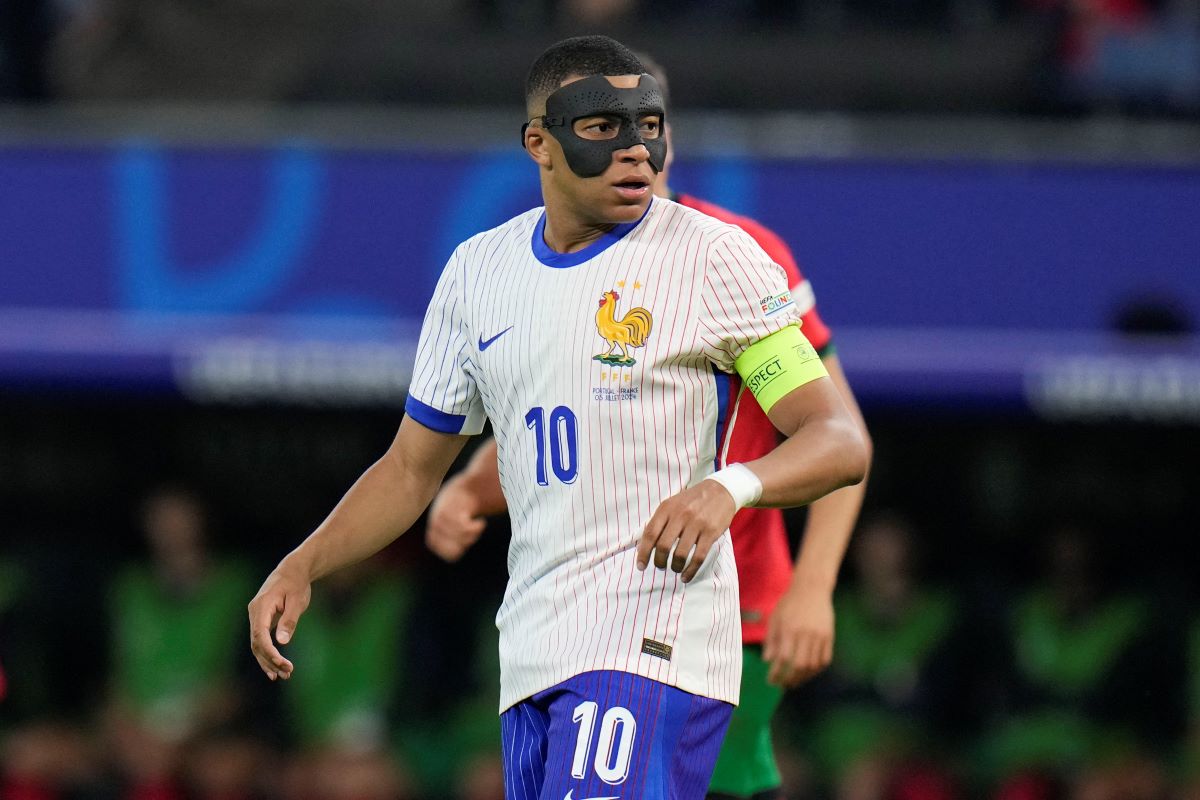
xmin=520 ymin=116 xmax=567 ymax=145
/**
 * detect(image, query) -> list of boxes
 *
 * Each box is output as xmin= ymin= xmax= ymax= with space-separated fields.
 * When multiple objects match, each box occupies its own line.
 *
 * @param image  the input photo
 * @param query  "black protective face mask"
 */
xmin=523 ymin=74 xmax=668 ymax=178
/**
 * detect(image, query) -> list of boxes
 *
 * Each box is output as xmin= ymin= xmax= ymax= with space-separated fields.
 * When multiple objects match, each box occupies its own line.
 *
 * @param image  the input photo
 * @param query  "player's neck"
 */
xmin=540 ymin=203 xmax=618 ymax=254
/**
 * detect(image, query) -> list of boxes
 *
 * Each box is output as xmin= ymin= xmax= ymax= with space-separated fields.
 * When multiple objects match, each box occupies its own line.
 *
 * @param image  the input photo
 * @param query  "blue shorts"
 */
xmin=500 ymin=670 xmax=733 ymax=800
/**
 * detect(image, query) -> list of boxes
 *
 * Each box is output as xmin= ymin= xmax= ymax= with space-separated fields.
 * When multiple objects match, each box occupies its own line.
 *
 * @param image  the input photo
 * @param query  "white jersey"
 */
xmin=406 ymin=198 xmax=801 ymax=711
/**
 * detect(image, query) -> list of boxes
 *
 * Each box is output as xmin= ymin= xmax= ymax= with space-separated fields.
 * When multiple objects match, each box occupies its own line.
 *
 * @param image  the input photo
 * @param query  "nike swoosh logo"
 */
xmin=563 ymin=793 xmax=618 ymax=800
xmin=478 ymin=326 xmax=513 ymax=351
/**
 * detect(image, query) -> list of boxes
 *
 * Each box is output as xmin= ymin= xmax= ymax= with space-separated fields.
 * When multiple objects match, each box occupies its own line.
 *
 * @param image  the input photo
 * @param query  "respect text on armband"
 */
xmin=746 ymin=356 xmax=787 ymax=396
xmin=746 ymin=342 xmax=819 ymax=398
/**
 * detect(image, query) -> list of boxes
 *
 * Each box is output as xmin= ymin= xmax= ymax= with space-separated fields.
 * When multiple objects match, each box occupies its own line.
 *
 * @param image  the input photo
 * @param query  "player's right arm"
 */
xmin=248 ymin=417 xmax=471 ymax=681
xmin=252 ymin=246 xmax=484 ymax=681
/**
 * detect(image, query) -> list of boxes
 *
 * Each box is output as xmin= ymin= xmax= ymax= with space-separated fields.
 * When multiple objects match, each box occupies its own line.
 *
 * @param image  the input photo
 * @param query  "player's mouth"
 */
xmin=612 ymin=177 xmax=651 ymax=200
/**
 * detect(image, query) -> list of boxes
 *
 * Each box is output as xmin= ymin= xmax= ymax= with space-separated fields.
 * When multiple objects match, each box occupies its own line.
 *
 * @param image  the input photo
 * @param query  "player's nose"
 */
xmin=615 ymin=143 xmax=651 ymax=163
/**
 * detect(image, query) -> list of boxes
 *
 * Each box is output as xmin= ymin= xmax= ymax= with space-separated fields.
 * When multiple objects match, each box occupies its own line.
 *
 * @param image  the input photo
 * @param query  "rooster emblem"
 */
xmin=593 ymin=290 xmax=653 ymax=366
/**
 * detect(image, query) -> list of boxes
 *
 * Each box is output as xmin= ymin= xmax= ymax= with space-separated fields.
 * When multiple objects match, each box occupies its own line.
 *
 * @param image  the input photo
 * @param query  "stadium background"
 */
xmin=2 ymin=1 xmax=1199 ymax=799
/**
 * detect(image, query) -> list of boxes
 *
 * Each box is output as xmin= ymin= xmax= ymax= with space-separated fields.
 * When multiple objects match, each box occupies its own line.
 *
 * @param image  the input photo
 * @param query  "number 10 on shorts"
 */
xmin=571 ymin=701 xmax=637 ymax=784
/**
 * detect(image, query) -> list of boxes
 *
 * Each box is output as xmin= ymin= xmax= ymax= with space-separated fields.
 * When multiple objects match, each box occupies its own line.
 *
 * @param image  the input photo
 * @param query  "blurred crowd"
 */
xmin=2 ymin=482 xmax=1198 ymax=800
xmin=1 ymin=484 xmax=509 ymax=800
xmin=0 ymin=0 xmax=1197 ymax=112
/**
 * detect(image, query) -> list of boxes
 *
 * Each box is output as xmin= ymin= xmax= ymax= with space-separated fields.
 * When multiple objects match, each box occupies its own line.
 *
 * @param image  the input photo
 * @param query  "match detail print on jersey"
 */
xmin=734 ymin=324 xmax=827 ymax=414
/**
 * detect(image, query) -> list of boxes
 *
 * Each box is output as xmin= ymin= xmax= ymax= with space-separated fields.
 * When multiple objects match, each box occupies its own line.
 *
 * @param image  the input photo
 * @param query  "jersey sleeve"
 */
xmin=404 ymin=250 xmax=487 ymax=435
xmin=740 ymin=218 xmax=834 ymax=354
xmin=697 ymin=228 xmax=804 ymax=373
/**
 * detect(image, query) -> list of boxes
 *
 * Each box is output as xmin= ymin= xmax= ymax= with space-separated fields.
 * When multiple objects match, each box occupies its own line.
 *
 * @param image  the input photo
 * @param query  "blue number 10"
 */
xmin=525 ymin=405 xmax=578 ymax=485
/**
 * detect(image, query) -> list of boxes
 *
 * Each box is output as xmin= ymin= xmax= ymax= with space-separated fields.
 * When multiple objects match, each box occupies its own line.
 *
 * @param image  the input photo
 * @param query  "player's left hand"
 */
xmin=763 ymin=582 xmax=834 ymax=688
xmin=637 ymin=480 xmax=737 ymax=583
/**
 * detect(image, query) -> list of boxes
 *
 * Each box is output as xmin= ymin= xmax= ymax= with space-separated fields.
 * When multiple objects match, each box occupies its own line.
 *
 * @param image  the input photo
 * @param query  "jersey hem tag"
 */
xmin=641 ymin=638 xmax=673 ymax=661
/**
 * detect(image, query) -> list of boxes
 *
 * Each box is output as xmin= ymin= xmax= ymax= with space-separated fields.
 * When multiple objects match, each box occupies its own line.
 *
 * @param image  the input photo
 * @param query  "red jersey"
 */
xmin=676 ymin=193 xmax=834 ymax=644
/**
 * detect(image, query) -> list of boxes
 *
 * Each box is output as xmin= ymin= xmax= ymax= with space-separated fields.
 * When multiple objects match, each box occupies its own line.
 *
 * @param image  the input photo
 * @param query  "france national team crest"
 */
xmin=593 ymin=289 xmax=653 ymax=367
xmin=591 ymin=286 xmax=652 ymax=403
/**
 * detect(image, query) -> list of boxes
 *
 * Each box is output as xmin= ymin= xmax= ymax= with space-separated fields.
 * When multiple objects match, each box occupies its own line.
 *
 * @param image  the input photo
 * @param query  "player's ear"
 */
xmin=524 ymin=125 xmax=553 ymax=169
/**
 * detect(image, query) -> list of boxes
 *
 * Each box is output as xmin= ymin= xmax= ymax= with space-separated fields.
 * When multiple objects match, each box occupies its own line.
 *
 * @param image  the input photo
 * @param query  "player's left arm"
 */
xmin=737 ymin=352 xmax=867 ymax=508
xmin=726 ymin=220 xmax=871 ymax=685
xmin=764 ymin=352 xmax=872 ymax=687
xmin=637 ymin=329 xmax=867 ymax=583
xmin=735 ymin=247 xmax=869 ymax=686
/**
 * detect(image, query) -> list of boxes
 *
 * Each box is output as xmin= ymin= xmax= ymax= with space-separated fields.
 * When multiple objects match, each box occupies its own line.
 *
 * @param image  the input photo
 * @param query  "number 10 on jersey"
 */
xmin=525 ymin=405 xmax=578 ymax=485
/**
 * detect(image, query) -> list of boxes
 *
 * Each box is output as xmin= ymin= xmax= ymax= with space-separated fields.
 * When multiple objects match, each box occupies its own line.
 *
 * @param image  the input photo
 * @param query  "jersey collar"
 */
xmin=531 ymin=198 xmax=653 ymax=269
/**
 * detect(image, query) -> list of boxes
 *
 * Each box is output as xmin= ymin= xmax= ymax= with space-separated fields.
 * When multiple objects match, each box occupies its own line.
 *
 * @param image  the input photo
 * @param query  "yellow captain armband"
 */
xmin=733 ymin=325 xmax=828 ymax=414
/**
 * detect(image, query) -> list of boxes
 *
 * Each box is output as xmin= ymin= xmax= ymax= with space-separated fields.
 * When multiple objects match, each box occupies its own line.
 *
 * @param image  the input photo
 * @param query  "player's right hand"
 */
xmin=638 ymin=479 xmax=737 ymax=583
xmin=247 ymin=564 xmax=311 ymax=681
xmin=425 ymin=475 xmax=488 ymax=562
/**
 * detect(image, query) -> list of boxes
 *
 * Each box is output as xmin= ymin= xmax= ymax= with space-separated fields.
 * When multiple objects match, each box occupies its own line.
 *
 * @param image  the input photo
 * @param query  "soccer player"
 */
xmin=248 ymin=35 xmax=867 ymax=799
xmin=426 ymin=54 xmax=872 ymax=800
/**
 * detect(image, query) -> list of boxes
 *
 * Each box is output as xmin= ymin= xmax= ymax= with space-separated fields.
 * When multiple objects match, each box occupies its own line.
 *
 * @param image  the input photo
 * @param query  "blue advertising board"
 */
xmin=2 ymin=143 xmax=1198 ymax=417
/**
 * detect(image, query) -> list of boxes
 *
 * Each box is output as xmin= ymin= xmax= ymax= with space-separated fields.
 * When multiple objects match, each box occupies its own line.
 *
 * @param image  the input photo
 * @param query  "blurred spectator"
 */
xmin=1 ymin=553 xmax=107 ymax=800
xmin=279 ymin=559 xmax=416 ymax=800
xmin=1 ymin=724 xmax=103 ymax=800
xmin=103 ymin=485 xmax=253 ymax=800
xmin=783 ymin=512 xmax=965 ymax=800
xmin=559 ymin=0 xmax=640 ymax=26
xmin=1026 ymin=0 xmax=1154 ymax=67
xmin=0 ymin=559 xmax=23 ymax=710
xmin=1028 ymin=0 xmax=1200 ymax=111
xmin=400 ymin=608 xmax=504 ymax=800
xmin=1180 ymin=618 xmax=1200 ymax=800
xmin=282 ymin=560 xmax=411 ymax=750
xmin=0 ymin=561 xmax=99 ymax=800
xmin=46 ymin=0 xmax=465 ymax=101
xmin=1 ymin=556 xmax=104 ymax=800
xmin=980 ymin=523 xmax=1170 ymax=799
xmin=183 ymin=733 xmax=269 ymax=800
xmin=0 ymin=0 xmax=1180 ymax=111
xmin=279 ymin=746 xmax=409 ymax=800
xmin=48 ymin=0 xmax=318 ymax=101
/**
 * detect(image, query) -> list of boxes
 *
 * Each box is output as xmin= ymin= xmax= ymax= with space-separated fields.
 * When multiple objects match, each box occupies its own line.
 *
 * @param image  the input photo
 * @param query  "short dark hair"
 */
xmin=525 ymin=35 xmax=645 ymax=115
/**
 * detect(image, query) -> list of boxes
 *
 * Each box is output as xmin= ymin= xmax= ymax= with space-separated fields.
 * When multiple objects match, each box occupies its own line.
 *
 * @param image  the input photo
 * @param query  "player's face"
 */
xmin=533 ymin=75 xmax=664 ymax=225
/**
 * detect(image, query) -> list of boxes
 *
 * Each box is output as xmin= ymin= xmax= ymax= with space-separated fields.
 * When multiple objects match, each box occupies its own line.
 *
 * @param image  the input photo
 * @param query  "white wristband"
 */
xmin=704 ymin=463 xmax=763 ymax=510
